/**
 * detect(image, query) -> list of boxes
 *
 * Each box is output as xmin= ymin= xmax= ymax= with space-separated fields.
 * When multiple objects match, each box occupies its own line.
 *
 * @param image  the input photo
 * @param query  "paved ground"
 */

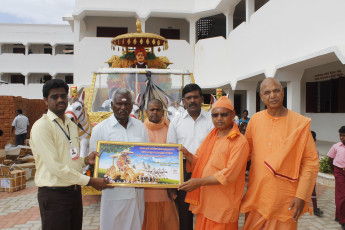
xmin=0 ymin=180 xmax=342 ymax=230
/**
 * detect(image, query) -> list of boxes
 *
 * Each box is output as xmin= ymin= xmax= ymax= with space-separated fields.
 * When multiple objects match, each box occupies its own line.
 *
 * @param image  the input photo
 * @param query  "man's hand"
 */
xmin=178 ymin=178 xmax=202 ymax=192
xmin=178 ymin=146 xmax=193 ymax=164
xmin=289 ymin=197 xmax=305 ymax=222
xmin=85 ymin=151 xmax=100 ymax=165
xmin=88 ymin=177 xmax=112 ymax=191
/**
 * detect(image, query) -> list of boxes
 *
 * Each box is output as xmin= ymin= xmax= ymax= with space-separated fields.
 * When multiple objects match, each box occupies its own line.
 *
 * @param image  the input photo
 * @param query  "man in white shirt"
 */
xmin=90 ymin=88 xmax=149 ymax=230
xmin=167 ymin=83 xmax=214 ymax=230
xmin=11 ymin=109 xmax=29 ymax=145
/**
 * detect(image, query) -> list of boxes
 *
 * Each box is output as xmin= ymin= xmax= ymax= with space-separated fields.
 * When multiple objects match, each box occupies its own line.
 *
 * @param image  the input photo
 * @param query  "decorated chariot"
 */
xmin=66 ymin=20 xmax=197 ymax=194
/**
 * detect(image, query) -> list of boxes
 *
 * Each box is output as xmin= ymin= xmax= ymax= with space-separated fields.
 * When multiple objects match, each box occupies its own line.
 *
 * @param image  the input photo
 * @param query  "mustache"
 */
xmin=57 ymin=102 xmax=66 ymax=106
xmin=189 ymin=103 xmax=198 ymax=107
xmin=119 ymin=110 xmax=129 ymax=114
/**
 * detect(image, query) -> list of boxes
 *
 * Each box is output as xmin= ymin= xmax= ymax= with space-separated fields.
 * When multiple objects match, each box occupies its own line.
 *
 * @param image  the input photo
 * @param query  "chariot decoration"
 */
xmin=107 ymin=19 xmax=172 ymax=69
xmin=67 ymin=20 xmax=200 ymax=194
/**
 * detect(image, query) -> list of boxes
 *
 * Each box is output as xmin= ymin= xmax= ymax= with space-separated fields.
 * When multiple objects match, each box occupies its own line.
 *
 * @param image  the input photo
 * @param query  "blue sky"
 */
xmin=1 ymin=0 xmax=74 ymax=24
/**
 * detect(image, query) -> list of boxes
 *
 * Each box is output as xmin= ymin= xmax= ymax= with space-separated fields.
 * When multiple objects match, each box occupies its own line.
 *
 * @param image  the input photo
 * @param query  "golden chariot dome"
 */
xmin=106 ymin=19 xmax=172 ymax=69
xmin=111 ymin=19 xmax=168 ymax=52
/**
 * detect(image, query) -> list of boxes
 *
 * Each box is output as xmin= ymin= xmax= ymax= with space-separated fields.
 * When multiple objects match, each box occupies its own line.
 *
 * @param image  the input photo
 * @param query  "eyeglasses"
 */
xmin=50 ymin=94 xmax=67 ymax=100
xmin=211 ymin=113 xmax=231 ymax=118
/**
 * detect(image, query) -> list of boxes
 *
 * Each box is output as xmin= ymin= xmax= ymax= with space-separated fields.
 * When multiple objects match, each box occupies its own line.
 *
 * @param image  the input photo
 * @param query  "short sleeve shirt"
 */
xmin=327 ymin=142 xmax=345 ymax=168
xmin=12 ymin=114 xmax=29 ymax=135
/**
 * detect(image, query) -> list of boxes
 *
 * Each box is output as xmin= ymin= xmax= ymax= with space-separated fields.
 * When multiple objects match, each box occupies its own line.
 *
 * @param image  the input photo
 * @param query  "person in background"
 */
xmin=142 ymin=99 xmax=179 ymax=230
xmin=167 ymin=83 xmax=214 ymax=230
xmin=310 ymin=131 xmax=324 ymax=217
xmin=11 ymin=109 xmax=29 ymax=145
xmin=327 ymin=126 xmax=345 ymax=230
xmin=179 ymin=96 xmax=249 ymax=230
xmin=239 ymin=122 xmax=247 ymax=135
xmin=30 ymin=79 xmax=109 ymax=230
xmin=239 ymin=109 xmax=250 ymax=124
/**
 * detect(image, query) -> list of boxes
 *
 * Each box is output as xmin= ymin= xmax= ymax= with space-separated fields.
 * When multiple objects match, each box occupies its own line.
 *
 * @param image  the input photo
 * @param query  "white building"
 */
xmin=0 ymin=23 xmax=74 ymax=98
xmin=1 ymin=0 xmax=345 ymax=142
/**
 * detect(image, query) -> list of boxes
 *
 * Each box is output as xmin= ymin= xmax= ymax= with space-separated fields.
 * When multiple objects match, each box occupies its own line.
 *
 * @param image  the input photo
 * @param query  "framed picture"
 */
xmin=94 ymin=141 xmax=184 ymax=188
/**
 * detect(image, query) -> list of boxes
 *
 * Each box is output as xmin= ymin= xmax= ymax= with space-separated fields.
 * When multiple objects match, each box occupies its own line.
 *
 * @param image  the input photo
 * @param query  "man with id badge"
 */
xmin=30 ymin=79 xmax=111 ymax=230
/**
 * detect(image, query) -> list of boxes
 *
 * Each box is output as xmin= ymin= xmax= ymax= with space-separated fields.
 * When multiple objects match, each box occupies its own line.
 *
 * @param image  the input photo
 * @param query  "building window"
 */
xmin=64 ymin=45 xmax=74 ymax=55
xmin=11 ymin=75 xmax=25 ymax=85
xmin=40 ymin=75 xmax=52 ymax=83
xmin=13 ymin=47 xmax=25 ymax=54
xmin=255 ymin=0 xmax=270 ymax=11
xmin=97 ymin=27 xmax=128 ymax=38
xmin=233 ymin=0 xmax=246 ymax=29
xmin=65 ymin=75 xmax=73 ymax=84
xmin=197 ymin=14 xmax=226 ymax=41
xmin=160 ymin=28 xmax=180 ymax=39
xmin=306 ymin=77 xmax=345 ymax=113
xmin=44 ymin=48 xmax=52 ymax=54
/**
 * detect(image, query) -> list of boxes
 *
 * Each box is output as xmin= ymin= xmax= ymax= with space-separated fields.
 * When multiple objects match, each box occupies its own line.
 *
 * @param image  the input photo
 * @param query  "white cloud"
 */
xmin=1 ymin=0 xmax=74 ymax=24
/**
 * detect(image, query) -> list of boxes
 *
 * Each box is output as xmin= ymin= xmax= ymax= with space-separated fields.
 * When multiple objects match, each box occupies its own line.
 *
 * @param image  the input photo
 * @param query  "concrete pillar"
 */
xmin=246 ymin=0 xmax=255 ymax=22
xmin=140 ymin=18 xmax=146 ymax=32
xmin=187 ymin=18 xmax=197 ymax=44
xmin=287 ymin=80 xmax=301 ymax=113
xmin=224 ymin=9 xmax=234 ymax=38
xmin=246 ymin=82 xmax=257 ymax=117
xmin=74 ymin=19 xmax=81 ymax=43
xmin=25 ymin=43 xmax=29 ymax=56
xmin=25 ymin=73 xmax=29 ymax=85
xmin=226 ymin=87 xmax=235 ymax=106
xmin=74 ymin=17 xmax=86 ymax=42
xmin=276 ymin=69 xmax=304 ymax=113
xmin=52 ymin=44 xmax=56 ymax=56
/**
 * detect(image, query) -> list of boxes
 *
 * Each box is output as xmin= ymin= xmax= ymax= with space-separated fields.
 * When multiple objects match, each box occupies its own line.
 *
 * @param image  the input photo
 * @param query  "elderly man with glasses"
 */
xmin=179 ymin=96 xmax=249 ymax=230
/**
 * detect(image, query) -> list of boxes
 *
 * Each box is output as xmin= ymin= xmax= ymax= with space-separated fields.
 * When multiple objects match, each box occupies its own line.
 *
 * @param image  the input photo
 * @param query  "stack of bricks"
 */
xmin=0 ymin=167 xmax=26 ymax=192
xmin=0 ymin=96 xmax=47 ymax=149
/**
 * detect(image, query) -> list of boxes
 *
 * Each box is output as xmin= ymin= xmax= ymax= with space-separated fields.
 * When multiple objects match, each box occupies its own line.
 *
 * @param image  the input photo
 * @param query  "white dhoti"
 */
xmin=100 ymin=187 xmax=145 ymax=230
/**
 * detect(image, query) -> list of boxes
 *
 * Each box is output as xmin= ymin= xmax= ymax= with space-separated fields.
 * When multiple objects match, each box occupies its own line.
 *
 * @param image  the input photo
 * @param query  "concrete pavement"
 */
xmin=0 ymin=180 xmax=342 ymax=230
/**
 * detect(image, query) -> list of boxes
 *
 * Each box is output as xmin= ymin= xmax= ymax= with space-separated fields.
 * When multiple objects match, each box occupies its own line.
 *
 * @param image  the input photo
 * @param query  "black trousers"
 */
xmin=15 ymin=133 xmax=26 ymax=146
xmin=38 ymin=186 xmax=83 ymax=230
xmin=175 ymin=159 xmax=194 ymax=230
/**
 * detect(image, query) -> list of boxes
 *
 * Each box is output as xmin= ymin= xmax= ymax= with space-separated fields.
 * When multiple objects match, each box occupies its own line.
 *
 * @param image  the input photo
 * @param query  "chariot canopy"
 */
xmin=111 ymin=19 xmax=168 ymax=53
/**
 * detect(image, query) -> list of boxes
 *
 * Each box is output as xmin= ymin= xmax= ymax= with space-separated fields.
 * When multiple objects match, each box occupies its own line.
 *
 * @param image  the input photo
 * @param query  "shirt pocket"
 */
xmin=212 ymin=149 xmax=228 ymax=170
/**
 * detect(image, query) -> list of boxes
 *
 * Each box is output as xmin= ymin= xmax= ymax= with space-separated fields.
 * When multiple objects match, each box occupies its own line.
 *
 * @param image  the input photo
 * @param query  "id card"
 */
xmin=70 ymin=147 xmax=79 ymax=160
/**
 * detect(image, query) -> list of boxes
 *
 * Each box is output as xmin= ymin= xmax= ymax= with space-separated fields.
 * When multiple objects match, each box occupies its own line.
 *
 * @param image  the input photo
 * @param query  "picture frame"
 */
xmin=94 ymin=141 xmax=184 ymax=188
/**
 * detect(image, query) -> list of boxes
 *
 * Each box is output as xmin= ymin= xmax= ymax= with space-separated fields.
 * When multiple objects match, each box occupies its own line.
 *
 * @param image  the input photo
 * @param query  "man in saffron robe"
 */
xmin=179 ymin=96 xmax=249 ymax=230
xmin=327 ymin=126 xmax=345 ymax=230
xmin=167 ymin=84 xmax=214 ymax=230
xmin=240 ymin=78 xmax=319 ymax=230
xmin=142 ymin=99 xmax=179 ymax=230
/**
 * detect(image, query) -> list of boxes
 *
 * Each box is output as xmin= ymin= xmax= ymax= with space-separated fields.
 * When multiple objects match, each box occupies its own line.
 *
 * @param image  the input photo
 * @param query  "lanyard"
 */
xmin=54 ymin=120 xmax=72 ymax=145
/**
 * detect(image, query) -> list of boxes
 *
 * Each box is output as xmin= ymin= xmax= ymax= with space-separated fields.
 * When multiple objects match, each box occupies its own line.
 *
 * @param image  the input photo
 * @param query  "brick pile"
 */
xmin=0 ymin=96 xmax=46 ymax=149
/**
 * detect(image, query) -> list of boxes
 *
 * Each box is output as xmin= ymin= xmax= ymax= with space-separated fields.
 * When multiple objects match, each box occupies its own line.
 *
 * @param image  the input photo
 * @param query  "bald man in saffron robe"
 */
xmin=142 ymin=99 xmax=179 ymax=230
xmin=240 ymin=78 xmax=319 ymax=230
xmin=179 ymin=96 xmax=249 ymax=230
